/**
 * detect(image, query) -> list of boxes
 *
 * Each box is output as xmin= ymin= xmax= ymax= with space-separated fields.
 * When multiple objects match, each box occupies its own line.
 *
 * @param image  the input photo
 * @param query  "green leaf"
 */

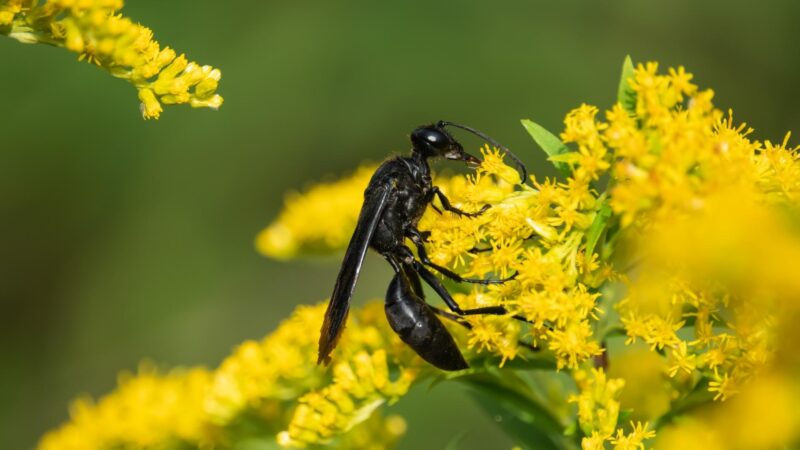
xmin=467 ymin=352 xmax=559 ymax=371
xmin=458 ymin=370 xmax=575 ymax=450
xmin=584 ymin=198 xmax=612 ymax=258
xmin=521 ymin=119 xmax=572 ymax=177
xmin=618 ymin=408 xmax=634 ymax=423
xmin=617 ymin=55 xmax=636 ymax=115
xmin=547 ymin=152 xmax=580 ymax=164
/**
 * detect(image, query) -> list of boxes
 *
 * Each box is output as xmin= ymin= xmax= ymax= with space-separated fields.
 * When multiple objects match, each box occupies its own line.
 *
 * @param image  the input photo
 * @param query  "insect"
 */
xmin=317 ymin=120 xmax=528 ymax=371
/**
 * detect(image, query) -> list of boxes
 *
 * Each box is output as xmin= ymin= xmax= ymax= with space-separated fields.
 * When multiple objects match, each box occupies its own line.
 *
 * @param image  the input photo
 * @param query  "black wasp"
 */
xmin=318 ymin=121 xmax=528 ymax=371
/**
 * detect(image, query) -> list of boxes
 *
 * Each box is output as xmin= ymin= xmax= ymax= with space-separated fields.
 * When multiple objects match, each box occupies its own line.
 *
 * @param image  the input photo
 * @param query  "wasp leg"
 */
xmin=467 ymin=233 xmax=539 ymax=254
xmin=410 ymin=258 xmax=508 ymax=315
xmin=413 ymin=260 xmax=533 ymax=324
xmin=405 ymin=260 xmax=425 ymax=298
xmin=390 ymin=249 xmax=532 ymax=324
xmin=403 ymin=265 xmax=522 ymax=327
xmin=430 ymin=303 xmax=467 ymax=324
xmin=467 ymin=232 xmax=539 ymax=255
xmin=406 ymin=230 xmax=516 ymax=285
xmin=428 ymin=305 xmax=541 ymax=352
xmin=403 ymin=266 xmax=542 ymax=353
xmin=432 ymin=187 xmax=490 ymax=218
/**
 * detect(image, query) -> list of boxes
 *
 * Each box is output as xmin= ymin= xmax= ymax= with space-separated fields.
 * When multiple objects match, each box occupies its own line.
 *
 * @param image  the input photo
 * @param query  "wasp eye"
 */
xmin=411 ymin=125 xmax=460 ymax=155
xmin=418 ymin=129 xmax=447 ymax=148
xmin=426 ymin=131 xmax=443 ymax=145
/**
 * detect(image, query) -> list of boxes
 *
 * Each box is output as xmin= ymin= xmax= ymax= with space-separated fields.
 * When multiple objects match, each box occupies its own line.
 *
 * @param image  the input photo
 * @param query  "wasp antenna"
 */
xmin=439 ymin=121 xmax=528 ymax=184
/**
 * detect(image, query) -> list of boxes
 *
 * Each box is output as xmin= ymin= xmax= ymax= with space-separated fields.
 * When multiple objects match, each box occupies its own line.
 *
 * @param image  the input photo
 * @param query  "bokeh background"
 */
xmin=2 ymin=1 xmax=799 ymax=448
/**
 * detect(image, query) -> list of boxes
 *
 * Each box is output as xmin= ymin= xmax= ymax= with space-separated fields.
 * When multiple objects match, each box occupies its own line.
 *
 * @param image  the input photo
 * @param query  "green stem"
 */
xmin=652 ymin=377 xmax=714 ymax=429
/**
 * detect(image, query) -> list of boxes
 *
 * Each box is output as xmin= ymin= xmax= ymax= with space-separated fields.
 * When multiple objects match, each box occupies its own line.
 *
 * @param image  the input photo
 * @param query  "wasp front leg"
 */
xmin=432 ymin=186 xmax=490 ymax=218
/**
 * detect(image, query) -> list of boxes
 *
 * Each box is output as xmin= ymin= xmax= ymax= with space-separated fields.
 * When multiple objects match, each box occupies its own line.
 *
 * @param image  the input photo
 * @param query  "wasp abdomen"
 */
xmin=385 ymin=273 xmax=468 ymax=371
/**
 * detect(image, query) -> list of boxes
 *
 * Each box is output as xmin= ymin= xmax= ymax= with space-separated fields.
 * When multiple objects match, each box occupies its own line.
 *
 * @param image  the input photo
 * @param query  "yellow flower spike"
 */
xmin=561 ymin=103 xmax=607 ymax=149
xmin=282 ymin=345 xmax=418 ymax=447
xmin=266 ymin=302 xmax=421 ymax=447
xmin=38 ymin=365 xmax=214 ymax=450
xmin=257 ymin=165 xmax=380 ymax=259
xmin=62 ymin=18 xmax=84 ymax=52
xmin=582 ymin=431 xmax=610 ymax=450
xmin=323 ymin=385 xmax=355 ymax=415
xmin=570 ymin=367 xmax=626 ymax=446
xmin=668 ymin=66 xmax=696 ymax=96
xmin=666 ymin=341 xmax=697 ymax=378
xmin=610 ymin=422 xmax=655 ymax=450
xmin=478 ymin=144 xmax=523 ymax=185
xmin=708 ymin=371 xmax=739 ymax=401
xmin=487 ymin=237 xmax=523 ymax=278
xmin=0 ymin=0 xmax=25 ymax=25
xmin=138 ymin=87 xmax=162 ymax=119
xmin=195 ymin=68 xmax=222 ymax=98
xmin=2 ymin=0 xmax=222 ymax=118
xmin=369 ymin=350 xmax=390 ymax=391
xmin=548 ymin=320 xmax=603 ymax=370
xmin=464 ymin=296 xmax=523 ymax=363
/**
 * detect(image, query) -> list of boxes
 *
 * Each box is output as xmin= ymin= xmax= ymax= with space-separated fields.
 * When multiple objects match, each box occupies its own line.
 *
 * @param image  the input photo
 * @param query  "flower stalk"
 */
xmin=1 ymin=0 xmax=223 ymax=119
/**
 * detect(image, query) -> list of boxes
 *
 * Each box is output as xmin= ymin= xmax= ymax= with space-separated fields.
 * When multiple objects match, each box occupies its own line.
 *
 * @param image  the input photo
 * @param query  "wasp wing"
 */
xmin=317 ymin=182 xmax=392 ymax=365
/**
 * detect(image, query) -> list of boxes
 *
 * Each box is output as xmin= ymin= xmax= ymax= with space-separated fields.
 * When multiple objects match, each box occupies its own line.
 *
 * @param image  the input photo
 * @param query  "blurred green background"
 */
xmin=2 ymin=1 xmax=799 ymax=448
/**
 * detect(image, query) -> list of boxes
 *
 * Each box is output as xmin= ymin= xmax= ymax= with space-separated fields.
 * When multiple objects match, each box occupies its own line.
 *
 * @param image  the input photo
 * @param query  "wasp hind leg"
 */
xmin=406 ymin=229 xmax=517 ymax=285
xmin=408 ymin=258 xmax=533 ymax=325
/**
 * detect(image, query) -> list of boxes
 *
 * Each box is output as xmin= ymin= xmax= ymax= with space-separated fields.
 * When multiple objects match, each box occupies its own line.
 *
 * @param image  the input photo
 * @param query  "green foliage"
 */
xmin=617 ymin=55 xmax=637 ymax=114
xmin=521 ymin=119 xmax=572 ymax=177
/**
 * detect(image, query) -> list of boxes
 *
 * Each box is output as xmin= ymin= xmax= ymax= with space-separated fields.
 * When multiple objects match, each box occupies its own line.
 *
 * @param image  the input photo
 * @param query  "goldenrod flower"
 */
xmin=38 ymin=363 xmax=214 ymax=450
xmin=255 ymin=60 xmax=800 ymax=448
xmin=569 ymin=367 xmax=625 ymax=439
xmin=1 ymin=0 xmax=222 ymax=119
xmin=568 ymin=368 xmax=655 ymax=449
xmin=257 ymin=165 xmax=379 ymax=259
xmin=39 ymin=302 xmax=418 ymax=450
xmin=40 ymin=59 xmax=800 ymax=449
xmin=610 ymin=422 xmax=656 ymax=450
xmin=278 ymin=350 xmax=417 ymax=447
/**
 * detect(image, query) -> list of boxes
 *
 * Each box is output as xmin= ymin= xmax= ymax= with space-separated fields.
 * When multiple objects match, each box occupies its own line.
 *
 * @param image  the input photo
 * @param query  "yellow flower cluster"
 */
xmin=569 ymin=368 xmax=654 ymax=450
xmin=257 ymin=165 xmax=378 ymax=259
xmin=1 ymin=0 xmax=222 ymax=119
xmin=417 ymin=163 xmax=606 ymax=369
xmin=38 ymin=364 xmax=213 ymax=450
xmin=258 ymin=60 xmax=800 ymax=448
xmin=210 ymin=302 xmax=423 ymax=447
xmin=656 ymin=374 xmax=800 ymax=450
xmin=278 ymin=350 xmax=416 ymax=447
xmin=41 ymin=59 xmax=800 ymax=449
xmin=634 ymin=189 xmax=800 ymax=449
xmin=39 ymin=302 xmax=415 ymax=450
xmin=603 ymin=63 xmax=797 ymax=404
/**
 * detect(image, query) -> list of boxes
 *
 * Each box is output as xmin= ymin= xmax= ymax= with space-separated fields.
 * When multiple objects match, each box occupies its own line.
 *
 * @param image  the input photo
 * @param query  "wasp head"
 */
xmin=411 ymin=124 xmax=480 ymax=165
